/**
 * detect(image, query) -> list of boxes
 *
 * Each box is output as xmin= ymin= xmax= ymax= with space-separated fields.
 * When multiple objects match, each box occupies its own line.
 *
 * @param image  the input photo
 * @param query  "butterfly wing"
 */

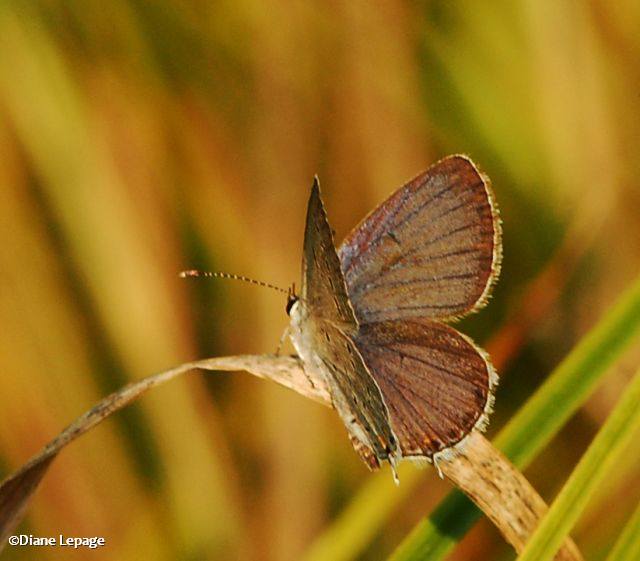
xmin=299 ymin=179 xmax=399 ymax=465
xmin=311 ymin=321 xmax=397 ymax=467
xmin=338 ymin=155 xmax=501 ymax=323
xmin=302 ymin=178 xmax=359 ymax=326
xmin=355 ymin=319 xmax=496 ymax=458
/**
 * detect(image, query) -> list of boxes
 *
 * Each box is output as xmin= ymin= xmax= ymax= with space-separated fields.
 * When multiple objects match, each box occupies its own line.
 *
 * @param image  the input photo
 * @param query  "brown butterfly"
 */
xmin=286 ymin=155 xmax=501 ymax=480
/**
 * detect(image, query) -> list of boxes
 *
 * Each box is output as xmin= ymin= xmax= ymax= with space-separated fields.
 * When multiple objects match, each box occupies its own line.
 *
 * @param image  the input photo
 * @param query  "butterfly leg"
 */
xmin=388 ymin=453 xmax=400 ymax=486
xmin=275 ymin=326 xmax=291 ymax=357
xmin=432 ymin=454 xmax=444 ymax=479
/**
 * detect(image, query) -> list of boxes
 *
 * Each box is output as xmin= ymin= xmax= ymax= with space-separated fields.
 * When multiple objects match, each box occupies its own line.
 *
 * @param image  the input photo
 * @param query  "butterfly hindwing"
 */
xmin=338 ymin=155 xmax=501 ymax=323
xmin=355 ymin=319 xmax=496 ymax=458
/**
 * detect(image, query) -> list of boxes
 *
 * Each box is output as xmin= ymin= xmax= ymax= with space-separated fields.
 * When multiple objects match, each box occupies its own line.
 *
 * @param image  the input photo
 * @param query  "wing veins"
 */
xmin=363 ymin=344 xmax=487 ymax=390
xmin=343 ymin=176 xmax=481 ymax=275
xmin=389 ymin=221 xmax=483 ymax=271
xmin=391 ymin=376 xmax=475 ymax=438
xmin=364 ymin=272 xmax=477 ymax=292
xmin=366 ymin=299 xmax=474 ymax=318
xmin=392 ymin=192 xmax=479 ymax=243
xmin=390 ymin=377 xmax=449 ymax=445
xmin=350 ymin=221 xmax=481 ymax=301
xmin=390 ymin=380 xmax=444 ymax=446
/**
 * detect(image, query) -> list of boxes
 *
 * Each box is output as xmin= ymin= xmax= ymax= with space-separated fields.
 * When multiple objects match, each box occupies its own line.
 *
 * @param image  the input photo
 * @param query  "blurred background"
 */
xmin=1 ymin=1 xmax=639 ymax=560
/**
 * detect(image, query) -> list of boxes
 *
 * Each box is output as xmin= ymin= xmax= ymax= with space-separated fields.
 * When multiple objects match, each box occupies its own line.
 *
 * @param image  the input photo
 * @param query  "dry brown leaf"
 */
xmin=0 ymin=354 xmax=313 ymax=548
xmin=0 ymin=354 xmax=581 ymax=560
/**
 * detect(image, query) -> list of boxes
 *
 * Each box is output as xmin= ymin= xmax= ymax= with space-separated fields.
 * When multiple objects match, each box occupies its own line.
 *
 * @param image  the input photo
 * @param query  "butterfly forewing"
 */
xmin=303 ymin=178 xmax=359 ymax=325
xmin=299 ymin=179 xmax=399 ymax=464
xmin=355 ymin=319 xmax=495 ymax=458
xmin=338 ymin=155 xmax=500 ymax=323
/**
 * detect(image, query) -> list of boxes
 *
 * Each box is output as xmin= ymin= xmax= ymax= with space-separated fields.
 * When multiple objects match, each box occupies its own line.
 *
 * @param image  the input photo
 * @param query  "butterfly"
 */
xmin=286 ymin=155 xmax=501 ymax=480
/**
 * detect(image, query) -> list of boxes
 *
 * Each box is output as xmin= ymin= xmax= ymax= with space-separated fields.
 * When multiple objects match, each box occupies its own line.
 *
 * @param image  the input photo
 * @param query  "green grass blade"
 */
xmin=389 ymin=273 xmax=640 ymax=561
xmin=604 ymin=499 xmax=640 ymax=561
xmin=388 ymin=490 xmax=477 ymax=561
xmin=493 ymin=275 xmax=640 ymax=465
xmin=517 ymin=367 xmax=640 ymax=561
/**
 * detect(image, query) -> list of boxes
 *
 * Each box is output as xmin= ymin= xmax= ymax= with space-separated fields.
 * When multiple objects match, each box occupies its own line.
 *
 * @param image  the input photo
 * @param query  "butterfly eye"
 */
xmin=286 ymin=294 xmax=299 ymax=316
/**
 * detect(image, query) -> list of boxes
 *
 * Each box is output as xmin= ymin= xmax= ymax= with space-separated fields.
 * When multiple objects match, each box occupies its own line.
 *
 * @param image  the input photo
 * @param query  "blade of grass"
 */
xmin=516 ymin=366 xmax=640 ymax=561
xmin=604 ymin=498 xmax=640 ymax=561
xmin=389 ymin=273 xmax=640 ymax=561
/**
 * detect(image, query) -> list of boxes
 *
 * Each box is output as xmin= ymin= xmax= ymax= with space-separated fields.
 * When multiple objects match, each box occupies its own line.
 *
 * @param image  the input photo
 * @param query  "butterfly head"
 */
xmin=285 ymin=283 xmax=298 ymax=316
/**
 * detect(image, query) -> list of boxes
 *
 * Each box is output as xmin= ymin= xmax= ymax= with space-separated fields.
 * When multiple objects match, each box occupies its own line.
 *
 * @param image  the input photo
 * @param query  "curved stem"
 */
xmin=0 ymin=354 xmax=582 ymax=561
xmin=438 ymin=432 xmax=582 ymax=561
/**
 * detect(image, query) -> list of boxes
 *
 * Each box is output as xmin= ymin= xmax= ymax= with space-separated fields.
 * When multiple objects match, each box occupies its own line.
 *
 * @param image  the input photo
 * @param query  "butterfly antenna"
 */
xmin=179 ymin=269 xmax=290 ymax=295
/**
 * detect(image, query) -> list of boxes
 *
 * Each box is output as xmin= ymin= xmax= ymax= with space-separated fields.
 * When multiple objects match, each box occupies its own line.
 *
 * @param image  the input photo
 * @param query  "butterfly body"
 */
xmin=288 ymin=155 xmax=501 ymax=476
xmin=288 ymin=301 xmax=393 ymax=461
xmin=288 ymin=179 xmax=400 ymax=471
